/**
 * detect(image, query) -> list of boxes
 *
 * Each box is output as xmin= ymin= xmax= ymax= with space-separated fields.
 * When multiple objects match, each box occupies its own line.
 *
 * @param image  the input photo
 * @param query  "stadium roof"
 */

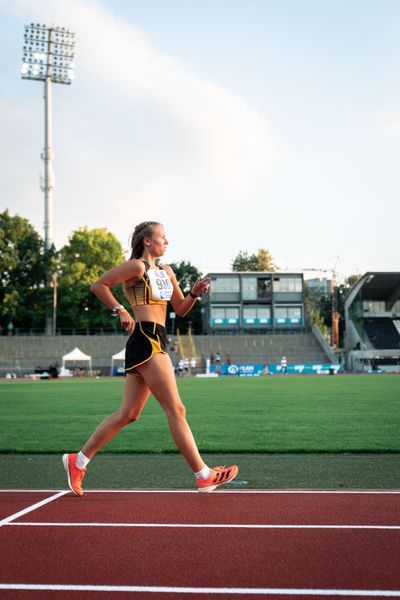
xmin=345 ymin=272 xmax=400 ymax=310
xmin=359 ymin=272 xmax=400 ymax=300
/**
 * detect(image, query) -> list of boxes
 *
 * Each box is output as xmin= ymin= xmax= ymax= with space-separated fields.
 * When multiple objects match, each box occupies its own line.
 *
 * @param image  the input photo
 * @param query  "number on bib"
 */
xmin=148 ymin=269 xmax=173 ymax=301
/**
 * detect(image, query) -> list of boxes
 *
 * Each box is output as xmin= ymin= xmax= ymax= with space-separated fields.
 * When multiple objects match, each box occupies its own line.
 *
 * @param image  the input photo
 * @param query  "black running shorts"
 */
xmin=125 ymin=321 xmax=167 ymax=374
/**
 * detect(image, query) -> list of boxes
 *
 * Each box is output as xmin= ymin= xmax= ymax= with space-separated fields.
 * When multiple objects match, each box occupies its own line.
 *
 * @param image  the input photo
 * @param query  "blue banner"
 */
xmin=267 ymin=363 xmax=342 ymax=374
xmin=210 ymin=363 xmax=265 ymax=376
xmin=210 ymin=363 xmax=342 ymax=376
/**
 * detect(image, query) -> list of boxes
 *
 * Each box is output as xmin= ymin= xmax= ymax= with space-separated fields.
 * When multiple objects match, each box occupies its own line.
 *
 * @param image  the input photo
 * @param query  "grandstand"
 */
xmin=345 ymin=272 xmax=400 ymax=372
xmin=192 ymin=330 xmax=332 ymax=365
xmin=0 ymin=326 xmax=334 ymax=377
xmin=0 ymin=334 xmax=127 ymax=377
xmin=363 ymin=317 xmax=400 ymax=349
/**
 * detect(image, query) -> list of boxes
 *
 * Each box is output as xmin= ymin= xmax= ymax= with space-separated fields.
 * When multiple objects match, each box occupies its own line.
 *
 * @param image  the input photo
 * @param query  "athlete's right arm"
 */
xmin=90 ymin=260 xmax=144 ymax=334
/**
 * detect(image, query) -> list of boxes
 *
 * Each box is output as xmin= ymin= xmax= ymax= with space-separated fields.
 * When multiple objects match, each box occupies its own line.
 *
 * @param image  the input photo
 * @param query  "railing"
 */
xmin=2 ymin=328 xmax=124 ymax=336
xmin=2 ymin=327 xmax=312 ymax=337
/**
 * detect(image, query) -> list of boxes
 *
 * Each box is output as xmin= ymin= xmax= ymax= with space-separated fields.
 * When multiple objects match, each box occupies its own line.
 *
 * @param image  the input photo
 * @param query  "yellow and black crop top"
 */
xmin=123 ymin=261 xmax=173 ymax=307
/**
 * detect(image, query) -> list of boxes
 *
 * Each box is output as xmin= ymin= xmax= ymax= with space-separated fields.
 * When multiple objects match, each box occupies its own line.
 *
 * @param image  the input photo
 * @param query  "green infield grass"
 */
xmin=0 ymin=375 xmax=399 ymax=454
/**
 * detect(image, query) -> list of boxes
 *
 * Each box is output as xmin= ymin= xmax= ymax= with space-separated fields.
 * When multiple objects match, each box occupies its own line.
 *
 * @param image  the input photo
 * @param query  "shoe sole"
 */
xmin=62 ymin=454 xmax=81 ymax=496
xmin=198 ymin=470 xmax=238 ymax=493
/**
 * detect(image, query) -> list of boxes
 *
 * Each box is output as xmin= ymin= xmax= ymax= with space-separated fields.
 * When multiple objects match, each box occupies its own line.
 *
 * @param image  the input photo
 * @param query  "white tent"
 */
xmin=62 ymin=347 xmax=92 ymax=372
xmin=111 ymin=348 xmax=125 ymax=376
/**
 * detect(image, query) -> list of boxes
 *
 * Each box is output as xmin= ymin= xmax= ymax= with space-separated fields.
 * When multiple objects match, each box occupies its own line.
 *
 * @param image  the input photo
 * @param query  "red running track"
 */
xmin=0 ymin=490 xmax=399 ymax=599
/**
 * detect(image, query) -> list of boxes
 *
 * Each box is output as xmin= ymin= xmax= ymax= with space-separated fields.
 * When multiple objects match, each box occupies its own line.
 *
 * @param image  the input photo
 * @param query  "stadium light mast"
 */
xmin=21 ymin=23 xmax=76 ymax=334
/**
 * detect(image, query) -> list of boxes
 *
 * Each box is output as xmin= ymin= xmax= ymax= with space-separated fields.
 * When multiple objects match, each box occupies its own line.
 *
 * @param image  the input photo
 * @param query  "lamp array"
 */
xmin=21 ymin=23 xmax=76 ymax=84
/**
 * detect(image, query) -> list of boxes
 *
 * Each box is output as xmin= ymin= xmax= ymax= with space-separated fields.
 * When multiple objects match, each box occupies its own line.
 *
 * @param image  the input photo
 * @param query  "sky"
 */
xmin=1 ymin=0 xmax=400 ymax=280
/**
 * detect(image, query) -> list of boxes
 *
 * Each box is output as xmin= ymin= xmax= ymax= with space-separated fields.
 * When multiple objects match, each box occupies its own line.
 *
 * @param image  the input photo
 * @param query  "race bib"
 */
xmin=148 ymin=268 xmax=173 ymax=301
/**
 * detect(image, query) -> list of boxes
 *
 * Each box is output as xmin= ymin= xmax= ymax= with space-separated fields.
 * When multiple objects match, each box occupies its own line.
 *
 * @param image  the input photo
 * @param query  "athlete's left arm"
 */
xmin=162 ymin=265 xmax=210 ymax=317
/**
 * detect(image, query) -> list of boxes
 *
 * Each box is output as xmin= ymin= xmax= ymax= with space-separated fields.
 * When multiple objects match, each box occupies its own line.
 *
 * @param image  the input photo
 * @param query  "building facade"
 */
xmin=202 ymin=272 xmax=304 ymax=333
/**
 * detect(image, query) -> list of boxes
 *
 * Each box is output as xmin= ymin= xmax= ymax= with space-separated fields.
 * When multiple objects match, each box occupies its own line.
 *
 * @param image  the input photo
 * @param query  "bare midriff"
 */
xmin=131 ymin=303 xmax=167 ymax=327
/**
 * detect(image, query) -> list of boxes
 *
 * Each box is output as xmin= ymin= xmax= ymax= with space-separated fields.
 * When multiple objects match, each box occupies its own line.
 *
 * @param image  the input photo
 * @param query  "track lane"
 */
xmin=11 ymin=491 xmax=400 ymax=527
xmin=0 ymin=527 xmax=399 ymax=590
xmin=0 ymin=492 xmax=52 ymax=521
xmin=1 ymin=491 xmax=399 ymax=598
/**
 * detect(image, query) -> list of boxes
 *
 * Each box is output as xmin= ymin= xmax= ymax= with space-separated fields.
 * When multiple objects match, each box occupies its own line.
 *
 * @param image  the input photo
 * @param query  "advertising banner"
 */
xmin=210 ymin=363 xmax=265 ymax=376
xmin=210 ymin=363 xmax=342 ymax=376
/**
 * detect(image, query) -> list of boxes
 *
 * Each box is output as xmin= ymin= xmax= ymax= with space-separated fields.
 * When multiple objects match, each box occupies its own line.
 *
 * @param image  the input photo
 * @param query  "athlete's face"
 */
xmin=148 ymin=224 xmax=168 ymax=257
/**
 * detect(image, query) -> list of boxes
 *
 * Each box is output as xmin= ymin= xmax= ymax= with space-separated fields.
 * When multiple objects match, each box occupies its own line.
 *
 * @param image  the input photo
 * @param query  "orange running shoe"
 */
xmin=197 ymin=465 xmax=238 ymax=493
xmin=62 ymin=453 xmax=86 ymax=497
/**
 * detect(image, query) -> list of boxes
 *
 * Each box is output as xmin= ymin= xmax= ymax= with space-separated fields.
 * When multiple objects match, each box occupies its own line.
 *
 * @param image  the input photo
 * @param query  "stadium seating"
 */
xmin=0 ymin=334 xmax=128 ymax=376
xmin=363 ymin=318 xmax=400 ymax=349
xmin=192 ymin=332 xmax=330 ymax=365
xmin=0 ymin=331 xmax=331 ymax=376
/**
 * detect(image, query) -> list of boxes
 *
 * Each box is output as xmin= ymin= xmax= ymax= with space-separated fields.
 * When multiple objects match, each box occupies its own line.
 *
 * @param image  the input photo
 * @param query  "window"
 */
xmin=211 ymin=306 xmax=239 ymax=325
xmin=275 ymin=307 xmax=287 ymax=323
xmin=288 ymin=307 xmax=302 ymax=323
xmin=243 ymin=307 xmax=257 ymax=322
xmin=275 ymin=306 xmax=302 ymax=324
xmin=273 ymin=277 xmax=302 ymax=292
xmin=211 ymin=276 xmax=239 ymax=293
xmin=257 ymin=277 xmax=272 ymax=299
xmin=363 ymin=301 xmax=385 ymax=313
xmin=242 ymin=277 xmax=257 ymax=300
xmin=226 ymin=308 xmax=239 ymax=324
xmin=257 ymin=306 xmax=271 ymax=324
xmin=243 ymin=306 xmax=271 ymax=324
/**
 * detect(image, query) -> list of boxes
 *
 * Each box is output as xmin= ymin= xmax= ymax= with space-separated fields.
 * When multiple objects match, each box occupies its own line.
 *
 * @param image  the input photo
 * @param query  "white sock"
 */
xmin=76 ymin=451 xmax=90 ymax=470
xmin=194 ymin=465 xmax=212 ymax=480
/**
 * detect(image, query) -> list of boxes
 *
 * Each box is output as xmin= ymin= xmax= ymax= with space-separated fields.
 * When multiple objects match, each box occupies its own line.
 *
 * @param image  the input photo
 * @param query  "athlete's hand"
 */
xmin=191 ymin=276 xmax=210 ymax=297
xmin=119 ymin=310 xmax=135 ymax=334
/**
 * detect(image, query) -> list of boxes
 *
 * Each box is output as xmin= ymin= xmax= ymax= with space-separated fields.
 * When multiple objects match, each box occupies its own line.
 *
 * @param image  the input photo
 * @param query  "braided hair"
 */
xmin=129 ymin=221 xmax=160 ymax=260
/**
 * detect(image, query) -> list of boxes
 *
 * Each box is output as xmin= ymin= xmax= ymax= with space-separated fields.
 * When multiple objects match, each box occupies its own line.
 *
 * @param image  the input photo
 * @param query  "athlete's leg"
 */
xmin=81 ymin=373 xmax=151 ymax=459
xmin=136 ymin=353 xmax=205 ymax=472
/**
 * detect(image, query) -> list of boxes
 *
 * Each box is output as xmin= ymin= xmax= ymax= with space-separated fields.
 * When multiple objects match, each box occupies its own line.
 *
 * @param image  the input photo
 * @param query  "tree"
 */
xmin=231 ymin=251 xmax=258 ymax=271
xmin=57 ymin=227 xmax=125 ymax=330
xmin=303 ymin=281 xmax=330 ymax=338
xmin=166 ymin=261 xmax=203 ymax=334
xmin=0 ymin=210 xmax=47 ymax=331
xmin=232 ymin=248 xmax=278 ymax=272
xmin=304 ymin=275 xmax=361 ymax=346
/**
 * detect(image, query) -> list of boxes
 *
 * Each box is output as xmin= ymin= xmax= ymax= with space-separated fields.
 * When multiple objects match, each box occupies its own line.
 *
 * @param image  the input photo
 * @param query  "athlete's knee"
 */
xmin=166 ymin=401 xmax=186 ymax=420
xmin=125 ymin=414 xmax=140 ymax=424
xmin=116 ymin=408 xmax=141 ymax=426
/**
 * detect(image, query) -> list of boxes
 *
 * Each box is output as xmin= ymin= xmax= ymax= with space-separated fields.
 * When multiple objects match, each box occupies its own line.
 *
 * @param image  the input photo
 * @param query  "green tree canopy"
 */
xmin=232 ymin=249 xmax=278 ymax=272
xmin=304 ymin=275 xmax=361 ymax=345
xmin=57 ymin=227 xmax=125 ymax=330
xmin=303 ymin=281 xmax=331 ymax=337
xmin=167 ymin=260 xmax=203 ymax=334
xmin=0 ymin=210 xmax=47 ymax=330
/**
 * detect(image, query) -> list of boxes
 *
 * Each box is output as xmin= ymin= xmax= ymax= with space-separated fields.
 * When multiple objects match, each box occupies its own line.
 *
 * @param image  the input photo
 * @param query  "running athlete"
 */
xmin=63 ymin=221 xmax=238 ymax=496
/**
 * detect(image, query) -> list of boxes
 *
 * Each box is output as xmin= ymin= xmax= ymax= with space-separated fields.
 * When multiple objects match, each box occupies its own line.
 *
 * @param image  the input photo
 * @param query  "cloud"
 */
xmin=381 ymin=103 xmax=400 ymax=137
xmin=0 ymin=0 xmax=278 ymax=272
xmin=2 ymin=0 xmax=276 ymax=200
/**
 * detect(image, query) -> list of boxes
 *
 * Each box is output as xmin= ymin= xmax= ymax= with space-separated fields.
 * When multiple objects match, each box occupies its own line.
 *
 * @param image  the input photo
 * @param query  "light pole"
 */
xmin=51 ymin=271 xmax=57 ymax=336
xmin=21 ymin=23 xmax=76 ymax=334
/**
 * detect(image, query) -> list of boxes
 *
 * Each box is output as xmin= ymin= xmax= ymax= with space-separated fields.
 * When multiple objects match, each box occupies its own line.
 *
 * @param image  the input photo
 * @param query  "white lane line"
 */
xmin=0 ymin=491 xmax=68 ymax=527
xmin=0 ymin=584 xmax=400 ymax=596
xmin=7 ymin=522 xmax=400 ymax=530
xmin=1 ymin=489 xmax=400 ymax=494
xmin=0 ymin=490 xmax=68 ymax=493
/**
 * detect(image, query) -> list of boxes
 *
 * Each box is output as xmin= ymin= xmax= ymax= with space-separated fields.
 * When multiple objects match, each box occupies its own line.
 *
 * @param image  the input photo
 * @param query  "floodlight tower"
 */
xmin=21 ymin=23 xmax=75 ymax=334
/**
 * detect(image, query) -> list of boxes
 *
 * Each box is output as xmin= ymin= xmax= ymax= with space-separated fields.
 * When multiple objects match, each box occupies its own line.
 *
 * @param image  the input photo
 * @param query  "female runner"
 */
xmin=63 ymin=221 xmax=238 ymax=495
